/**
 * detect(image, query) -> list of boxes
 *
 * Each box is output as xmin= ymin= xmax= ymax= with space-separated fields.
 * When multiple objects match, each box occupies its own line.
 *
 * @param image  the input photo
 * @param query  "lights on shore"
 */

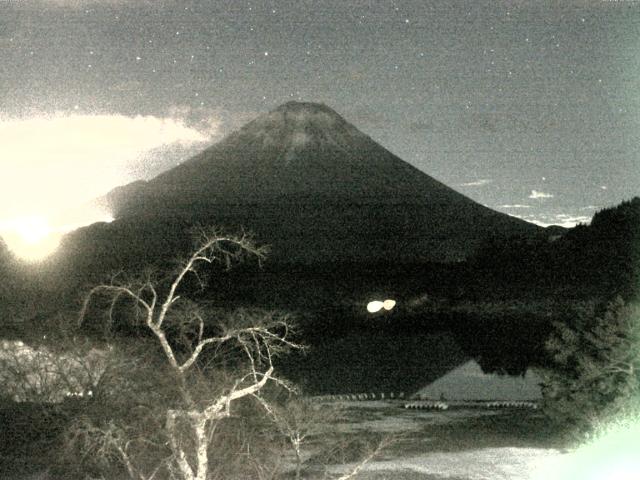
xmin=366 ymin=301 xmax=384 ymax=313
xmin=383 ymin=299 xmax=396 ymax=310
xmin=366 ymin=298 xmax=397 ymax=313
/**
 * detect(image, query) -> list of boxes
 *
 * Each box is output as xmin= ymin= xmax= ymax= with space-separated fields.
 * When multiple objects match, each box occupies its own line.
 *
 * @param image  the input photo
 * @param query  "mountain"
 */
xmin=81 ymin=101 xmax=539 ymax=268
xmin=467 ymin=197 xmax=640 ymax=299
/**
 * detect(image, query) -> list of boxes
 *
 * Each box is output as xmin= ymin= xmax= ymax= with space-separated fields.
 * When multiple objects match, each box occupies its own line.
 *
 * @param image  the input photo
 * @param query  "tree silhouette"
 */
xmin=540 ymin=297 xmax=640 ymax=435
xmin=75 ymin=228 xmax=302 ymax=480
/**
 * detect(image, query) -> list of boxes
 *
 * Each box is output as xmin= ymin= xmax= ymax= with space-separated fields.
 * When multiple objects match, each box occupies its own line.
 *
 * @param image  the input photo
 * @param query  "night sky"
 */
xmin=1 ymin=0 xmax=639 ymax=234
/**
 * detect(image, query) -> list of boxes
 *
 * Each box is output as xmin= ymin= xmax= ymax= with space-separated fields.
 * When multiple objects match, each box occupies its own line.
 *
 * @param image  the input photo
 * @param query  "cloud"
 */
xmin=499 ymin=204 xmax=531 ymax=209
xmin=530 ymin=215 xmax=590 ymax=228
xmin=458 ymin=179 xmax=492 ymax=187
xmin=507 ymin=212 xmax=591 ymax=228
xmin=0 ymin=112 xmax=216 ymax=220
xmin=165 ymin=104 xmax=222 ymax=138
xmin=528 ymin=190 xmax=554 ymax=199
xmin=555 ymin=213 xmax=590 ymax=220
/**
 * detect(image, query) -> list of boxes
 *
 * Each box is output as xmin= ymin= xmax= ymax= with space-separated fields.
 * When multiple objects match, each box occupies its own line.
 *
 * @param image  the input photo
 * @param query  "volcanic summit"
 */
xmin=75 ymin=101 xmax=540 ymax=268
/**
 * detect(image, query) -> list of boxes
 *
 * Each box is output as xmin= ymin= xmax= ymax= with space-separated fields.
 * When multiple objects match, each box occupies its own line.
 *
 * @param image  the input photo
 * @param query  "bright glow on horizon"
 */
xmin=0 ymin=112 xmax=212 ymax=219
xmin=0 ymin=111 xmax=214 ymax=260
xmin=0 ymin=216 xmax=60 ymax=262
xmin=0 ymin=211 xmax=114 ymax=262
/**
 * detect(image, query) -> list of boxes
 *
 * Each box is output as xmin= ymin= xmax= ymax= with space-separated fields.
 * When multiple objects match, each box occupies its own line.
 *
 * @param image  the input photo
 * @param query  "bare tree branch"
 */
xmin=333 ymin=436 xmax=394 ymax=480
xmin=73 ymin=228 xmax=296 ymax=480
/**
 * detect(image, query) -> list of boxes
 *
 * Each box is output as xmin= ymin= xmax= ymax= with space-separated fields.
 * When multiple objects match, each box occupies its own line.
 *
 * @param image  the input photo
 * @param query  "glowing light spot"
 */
xmin=367 ymin=299 xmax=397 ymax=313
xmin=0 ymin=209 xmax=114 ymax=262
xmin=0 ymin=216 xmax=60 ymax=262
xmin=383 ymin=299 xmax=397 ymax=311
xmin=367 ymin=301 xmax=384 ymax=313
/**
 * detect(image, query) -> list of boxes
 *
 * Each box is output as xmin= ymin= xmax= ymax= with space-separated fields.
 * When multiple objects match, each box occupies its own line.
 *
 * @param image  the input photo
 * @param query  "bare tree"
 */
xmin=332 ymin=437 xmax=392 ymax=480
xmin=77 ymin=228 xmax=302 ymax=480
xmin=540 ymin=297 xmax=640 ymax=436
xmin=255 ymin=396 xmax=391 ymax=480
xmin=253 ymin=396 xmax=330 ymax=480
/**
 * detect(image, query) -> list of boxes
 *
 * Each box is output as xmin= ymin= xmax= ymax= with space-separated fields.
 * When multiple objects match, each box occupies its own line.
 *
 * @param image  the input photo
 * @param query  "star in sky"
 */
xmin=0 ymin=0 xmax=637 ymax=231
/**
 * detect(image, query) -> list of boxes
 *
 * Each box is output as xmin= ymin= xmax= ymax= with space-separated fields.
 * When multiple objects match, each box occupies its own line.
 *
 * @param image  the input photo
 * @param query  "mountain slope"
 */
xmin=128 ymin=102 xmax=460 ymax=203
xmin=92 ymin=101 xmax=539 ymax=265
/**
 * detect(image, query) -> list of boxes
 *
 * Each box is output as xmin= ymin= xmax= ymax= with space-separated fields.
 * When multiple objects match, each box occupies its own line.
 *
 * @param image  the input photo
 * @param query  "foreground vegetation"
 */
xmin=0 ymin=196 xmax=638 ymax=478
xmin=539 ymin=297 xmax=640 ymax=438
xmin=1 ymin=229 xmax=388 ymax=480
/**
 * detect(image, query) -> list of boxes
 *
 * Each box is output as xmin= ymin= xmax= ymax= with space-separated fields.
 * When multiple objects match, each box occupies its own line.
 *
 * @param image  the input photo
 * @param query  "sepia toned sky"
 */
xmin=1 ymin=0 xmax=639 ymax=229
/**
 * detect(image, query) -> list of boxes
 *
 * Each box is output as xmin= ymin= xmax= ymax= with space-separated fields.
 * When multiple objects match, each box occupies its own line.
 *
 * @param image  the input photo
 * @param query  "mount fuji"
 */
xmin=88 ymin=101 xmax=539 ymax=267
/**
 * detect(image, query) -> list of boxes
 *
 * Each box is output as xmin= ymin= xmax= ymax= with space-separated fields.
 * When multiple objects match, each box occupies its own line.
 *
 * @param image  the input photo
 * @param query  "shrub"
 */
xmin=540 ymin=297 xmax=640 ymax=436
